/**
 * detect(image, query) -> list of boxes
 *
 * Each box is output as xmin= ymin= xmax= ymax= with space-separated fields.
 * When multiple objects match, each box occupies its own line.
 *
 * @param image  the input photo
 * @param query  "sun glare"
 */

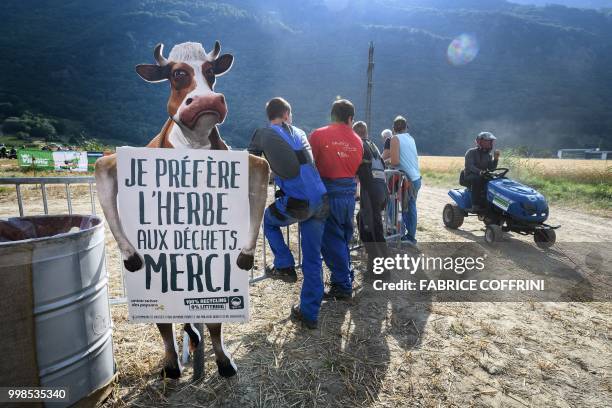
xmin=447 ymin=34 xmax=480 ymax=66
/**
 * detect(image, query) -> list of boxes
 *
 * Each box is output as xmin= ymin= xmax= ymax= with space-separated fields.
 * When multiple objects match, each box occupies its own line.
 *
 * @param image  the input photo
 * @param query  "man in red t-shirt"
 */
xmin=309 ymin=99 xmax=364 ymax=299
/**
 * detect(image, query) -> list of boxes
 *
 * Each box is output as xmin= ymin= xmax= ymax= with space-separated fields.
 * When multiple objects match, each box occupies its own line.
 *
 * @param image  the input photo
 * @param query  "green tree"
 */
xmin=2 ymin=116 xmax=29 ymax=134
xmin=30 ymin=120 xmax=57 ymax=141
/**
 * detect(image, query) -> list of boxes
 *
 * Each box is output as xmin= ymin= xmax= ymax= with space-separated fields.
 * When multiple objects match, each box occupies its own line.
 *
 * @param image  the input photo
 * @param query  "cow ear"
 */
xmin=135 ymin=64 xmax=168 ymax=82
xmin=214 ymin=54 xmax=234 ymax=76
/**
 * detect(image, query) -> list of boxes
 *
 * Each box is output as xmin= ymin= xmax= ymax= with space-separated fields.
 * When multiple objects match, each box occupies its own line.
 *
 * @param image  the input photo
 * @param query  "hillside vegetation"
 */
xmin=1 ymin=0 xmax=611 ymax=154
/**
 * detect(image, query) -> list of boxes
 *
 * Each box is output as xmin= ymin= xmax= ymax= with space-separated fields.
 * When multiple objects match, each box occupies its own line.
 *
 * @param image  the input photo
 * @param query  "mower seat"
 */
xmin=459 ymin=170 xmax=470 ymax=188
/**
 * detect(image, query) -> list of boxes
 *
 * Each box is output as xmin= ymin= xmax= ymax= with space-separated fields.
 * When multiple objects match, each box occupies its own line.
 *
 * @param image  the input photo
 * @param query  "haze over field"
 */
xmin=1 ymin=0 xmax=611 ymax=154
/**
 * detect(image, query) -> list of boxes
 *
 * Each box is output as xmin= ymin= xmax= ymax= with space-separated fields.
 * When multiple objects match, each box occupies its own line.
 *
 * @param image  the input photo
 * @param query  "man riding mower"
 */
xmin=464 ymin=132 xmax=499 ymax=212
xmin=443 ymin=132 xmax=559 ymax=248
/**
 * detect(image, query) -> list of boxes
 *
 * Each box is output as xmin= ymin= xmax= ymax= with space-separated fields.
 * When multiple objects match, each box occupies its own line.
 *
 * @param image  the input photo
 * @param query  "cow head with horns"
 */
xmin=136 ymin=41 xmax=233 ymax=148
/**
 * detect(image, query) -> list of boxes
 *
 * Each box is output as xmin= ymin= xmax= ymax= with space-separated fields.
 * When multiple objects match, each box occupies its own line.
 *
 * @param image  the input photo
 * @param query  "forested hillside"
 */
xmin=1 ymin=0 xmax=611 ymax=154
xmin=511 ymin=1 xmax=612 ymax=9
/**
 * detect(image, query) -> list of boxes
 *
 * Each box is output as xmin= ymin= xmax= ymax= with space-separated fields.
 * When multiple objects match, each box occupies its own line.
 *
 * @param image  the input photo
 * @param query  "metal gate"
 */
xmin=0 ymin=171 xmax=408 ymax=303
xmin=0 ymin=177 xmax=276 ymax=305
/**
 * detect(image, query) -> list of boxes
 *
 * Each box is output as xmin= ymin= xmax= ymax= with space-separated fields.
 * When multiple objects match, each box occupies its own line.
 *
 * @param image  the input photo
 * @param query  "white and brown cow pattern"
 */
xmin=95 ymin=41 xmax=269 ymax=379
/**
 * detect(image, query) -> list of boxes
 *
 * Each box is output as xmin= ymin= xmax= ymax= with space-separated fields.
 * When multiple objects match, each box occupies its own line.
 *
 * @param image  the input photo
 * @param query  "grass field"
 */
xmin=420 ymin=154 xmax=612 ymax=215
xmin=0 ymin=134 xmax=30 ymax=147
xmin=1 ymin=153 xmax=611 ymax=215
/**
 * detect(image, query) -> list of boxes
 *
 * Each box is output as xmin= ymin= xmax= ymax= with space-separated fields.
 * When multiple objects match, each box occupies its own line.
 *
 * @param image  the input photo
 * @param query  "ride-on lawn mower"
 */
xmin=443 ymin=167 xmax=560 ymax=248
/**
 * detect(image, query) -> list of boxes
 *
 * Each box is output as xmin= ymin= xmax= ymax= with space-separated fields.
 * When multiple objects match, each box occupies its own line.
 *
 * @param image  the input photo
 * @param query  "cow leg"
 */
xmin=157 ymin=323 xmax=182 ymax=379
xmin=94 ymin=155 xmax=143 ymax=271
xmin=236 ymin=155 xmax=270 ymax=270
xmin=206 ymin=323 xmax=237 ymax=378
xmin=183 ymin=323 xmax=201 ymax=352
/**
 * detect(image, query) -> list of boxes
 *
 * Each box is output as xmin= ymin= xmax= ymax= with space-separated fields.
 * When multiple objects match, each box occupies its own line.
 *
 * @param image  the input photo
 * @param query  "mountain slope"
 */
xmin=0 ymin=0 xmax=611 ymax=154
xmin=510 ymin=1 xmax=612 ymax=9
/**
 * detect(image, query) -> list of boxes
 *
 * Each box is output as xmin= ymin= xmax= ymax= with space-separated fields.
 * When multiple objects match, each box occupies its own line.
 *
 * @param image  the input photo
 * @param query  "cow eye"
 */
xmin=173 ymin=70 xmax=187 ymax=80
xmin=205 ymin=67 xmax=215 ymax=78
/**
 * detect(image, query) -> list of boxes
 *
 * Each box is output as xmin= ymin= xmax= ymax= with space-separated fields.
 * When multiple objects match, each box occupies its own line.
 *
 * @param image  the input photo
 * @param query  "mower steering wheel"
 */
xmin=484 ymin=167 xmax=509 ymax=179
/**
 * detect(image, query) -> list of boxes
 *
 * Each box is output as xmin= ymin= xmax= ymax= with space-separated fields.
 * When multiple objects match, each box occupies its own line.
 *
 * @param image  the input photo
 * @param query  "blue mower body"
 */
xmin=448 ymin=188 xmax=472 ymax=212
xmin=443 ymin=168 xmax=559 ymax=247
xmin=450 ymin=178 xmax=549 ymax=223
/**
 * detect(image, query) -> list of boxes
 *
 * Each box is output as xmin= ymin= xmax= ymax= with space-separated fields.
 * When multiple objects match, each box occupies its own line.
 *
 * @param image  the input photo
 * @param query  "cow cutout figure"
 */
xmin=95 ymin=41 xmax=269 ymax=379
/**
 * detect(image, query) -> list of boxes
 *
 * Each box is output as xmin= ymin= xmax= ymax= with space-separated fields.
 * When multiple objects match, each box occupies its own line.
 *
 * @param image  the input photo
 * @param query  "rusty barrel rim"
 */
xmin=0 ymin=214 xmax=103 ymax=247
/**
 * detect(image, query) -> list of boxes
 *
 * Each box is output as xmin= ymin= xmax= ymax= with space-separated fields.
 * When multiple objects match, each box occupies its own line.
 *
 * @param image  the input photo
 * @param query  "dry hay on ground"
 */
xmin=104 ymin=253 xmax=611 ymax=407
xmin=0 ymin=180 xmax=610 ymax=407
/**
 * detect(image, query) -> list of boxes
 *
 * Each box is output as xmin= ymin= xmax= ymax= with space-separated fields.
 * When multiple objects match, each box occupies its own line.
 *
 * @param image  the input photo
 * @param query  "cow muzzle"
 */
xmin=179 ymin=93 xmax=227 ymax=130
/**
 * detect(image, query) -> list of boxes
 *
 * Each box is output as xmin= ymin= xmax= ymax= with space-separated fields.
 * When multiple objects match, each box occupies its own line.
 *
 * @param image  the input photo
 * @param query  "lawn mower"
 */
xmin=442 ymin=167 xmax=560 ymax=248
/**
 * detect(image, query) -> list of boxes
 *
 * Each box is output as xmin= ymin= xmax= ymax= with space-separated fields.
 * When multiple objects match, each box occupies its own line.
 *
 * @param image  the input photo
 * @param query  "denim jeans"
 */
xmin=401 ymin=177 xmax=422 ymax=243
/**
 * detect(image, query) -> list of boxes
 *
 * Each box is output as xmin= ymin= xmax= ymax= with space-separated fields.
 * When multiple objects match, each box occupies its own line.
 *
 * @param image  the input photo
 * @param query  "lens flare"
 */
xmin=447 ymin=34 xmax=479 ymax=66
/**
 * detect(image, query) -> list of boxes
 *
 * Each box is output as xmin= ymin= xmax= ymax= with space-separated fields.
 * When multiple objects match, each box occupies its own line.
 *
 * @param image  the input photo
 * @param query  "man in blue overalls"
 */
xmin=310 ymin=99 xmax=367 ymax=299
xmin=248 ymin=97 xmax=328 ymax=329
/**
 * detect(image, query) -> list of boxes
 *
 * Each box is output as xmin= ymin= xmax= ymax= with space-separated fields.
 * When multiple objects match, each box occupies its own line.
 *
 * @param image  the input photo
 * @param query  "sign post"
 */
xmin=116 ymin=147 xmax=251 ymax=323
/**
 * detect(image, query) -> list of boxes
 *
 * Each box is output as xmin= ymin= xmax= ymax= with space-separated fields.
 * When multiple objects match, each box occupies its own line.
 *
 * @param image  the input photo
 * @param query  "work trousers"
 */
xmin=264 ymin=195 xmax=328 ymax=321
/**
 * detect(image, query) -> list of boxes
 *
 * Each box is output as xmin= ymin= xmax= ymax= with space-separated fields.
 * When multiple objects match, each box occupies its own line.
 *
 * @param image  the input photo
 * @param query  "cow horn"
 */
xmin=210 ymin=40 xmax=221 ymax=59
xmin=154 ymin=43 xmax=168 ymax=66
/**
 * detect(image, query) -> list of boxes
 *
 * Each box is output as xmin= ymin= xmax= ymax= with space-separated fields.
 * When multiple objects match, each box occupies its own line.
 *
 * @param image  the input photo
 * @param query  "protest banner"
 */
xmin=17 ymin=149 xmax=89 ymax=171
xmin=116 ymin=147 xmax=251 ymax=323
xmin=52 ymin=150 xmax=88 ymax=171
xmin=17 ymin=149 xmax=54 ymax=170
xmin=87 ymin=151 xmax=104 ymax=171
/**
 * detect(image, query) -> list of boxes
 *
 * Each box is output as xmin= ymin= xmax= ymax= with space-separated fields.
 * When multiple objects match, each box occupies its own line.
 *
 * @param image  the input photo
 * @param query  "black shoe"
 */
xmin=400 ymin=235 xmax=418 ymax=246
xmin=266 ymin=265 xmax=297 ymax=283
xmin=323 ymin=284 xmax=352 ymax=300
xmin=290 ymin=304 xmax=318 ymax=329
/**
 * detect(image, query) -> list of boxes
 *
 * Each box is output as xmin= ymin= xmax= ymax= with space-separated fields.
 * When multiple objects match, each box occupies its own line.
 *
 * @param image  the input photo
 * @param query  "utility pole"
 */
xmin=365 ymin=41 xmax=374 ymax=130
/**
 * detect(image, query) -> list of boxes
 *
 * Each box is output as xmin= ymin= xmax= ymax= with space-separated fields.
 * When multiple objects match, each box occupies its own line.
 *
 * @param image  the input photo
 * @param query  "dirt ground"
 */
xmin=0 ymin=182 xmax=610 ymax=407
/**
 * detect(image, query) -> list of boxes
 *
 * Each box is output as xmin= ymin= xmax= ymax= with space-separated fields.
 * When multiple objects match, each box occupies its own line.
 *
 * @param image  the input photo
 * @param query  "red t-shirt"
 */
xmin=309 ymin=123 xmax=363 ymax=179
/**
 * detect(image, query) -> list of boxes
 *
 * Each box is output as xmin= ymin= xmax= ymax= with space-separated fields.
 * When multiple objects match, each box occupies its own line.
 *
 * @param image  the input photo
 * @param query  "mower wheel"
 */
xmin=443 ymin=204 xmax=465 ymax=229
xmin=484 ymin=224 xmax=502 ymax=244
xmin=534 ymin=229 xmax=556 ymax=249
xmin=483 ymin=216 xmax=499 ymax=226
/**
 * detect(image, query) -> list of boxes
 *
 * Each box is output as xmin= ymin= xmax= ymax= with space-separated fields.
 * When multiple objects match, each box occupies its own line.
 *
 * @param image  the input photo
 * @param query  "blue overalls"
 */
xmin=263 ymin=125 xmax=328 ymax=322
xmin=320 ymin=178 xmax=357 ymax=294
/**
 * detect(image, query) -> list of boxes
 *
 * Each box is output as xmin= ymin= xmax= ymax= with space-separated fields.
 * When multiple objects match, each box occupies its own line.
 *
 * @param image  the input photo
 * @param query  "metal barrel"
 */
xmin=0 ymin=215 xmax=114 ymax=407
